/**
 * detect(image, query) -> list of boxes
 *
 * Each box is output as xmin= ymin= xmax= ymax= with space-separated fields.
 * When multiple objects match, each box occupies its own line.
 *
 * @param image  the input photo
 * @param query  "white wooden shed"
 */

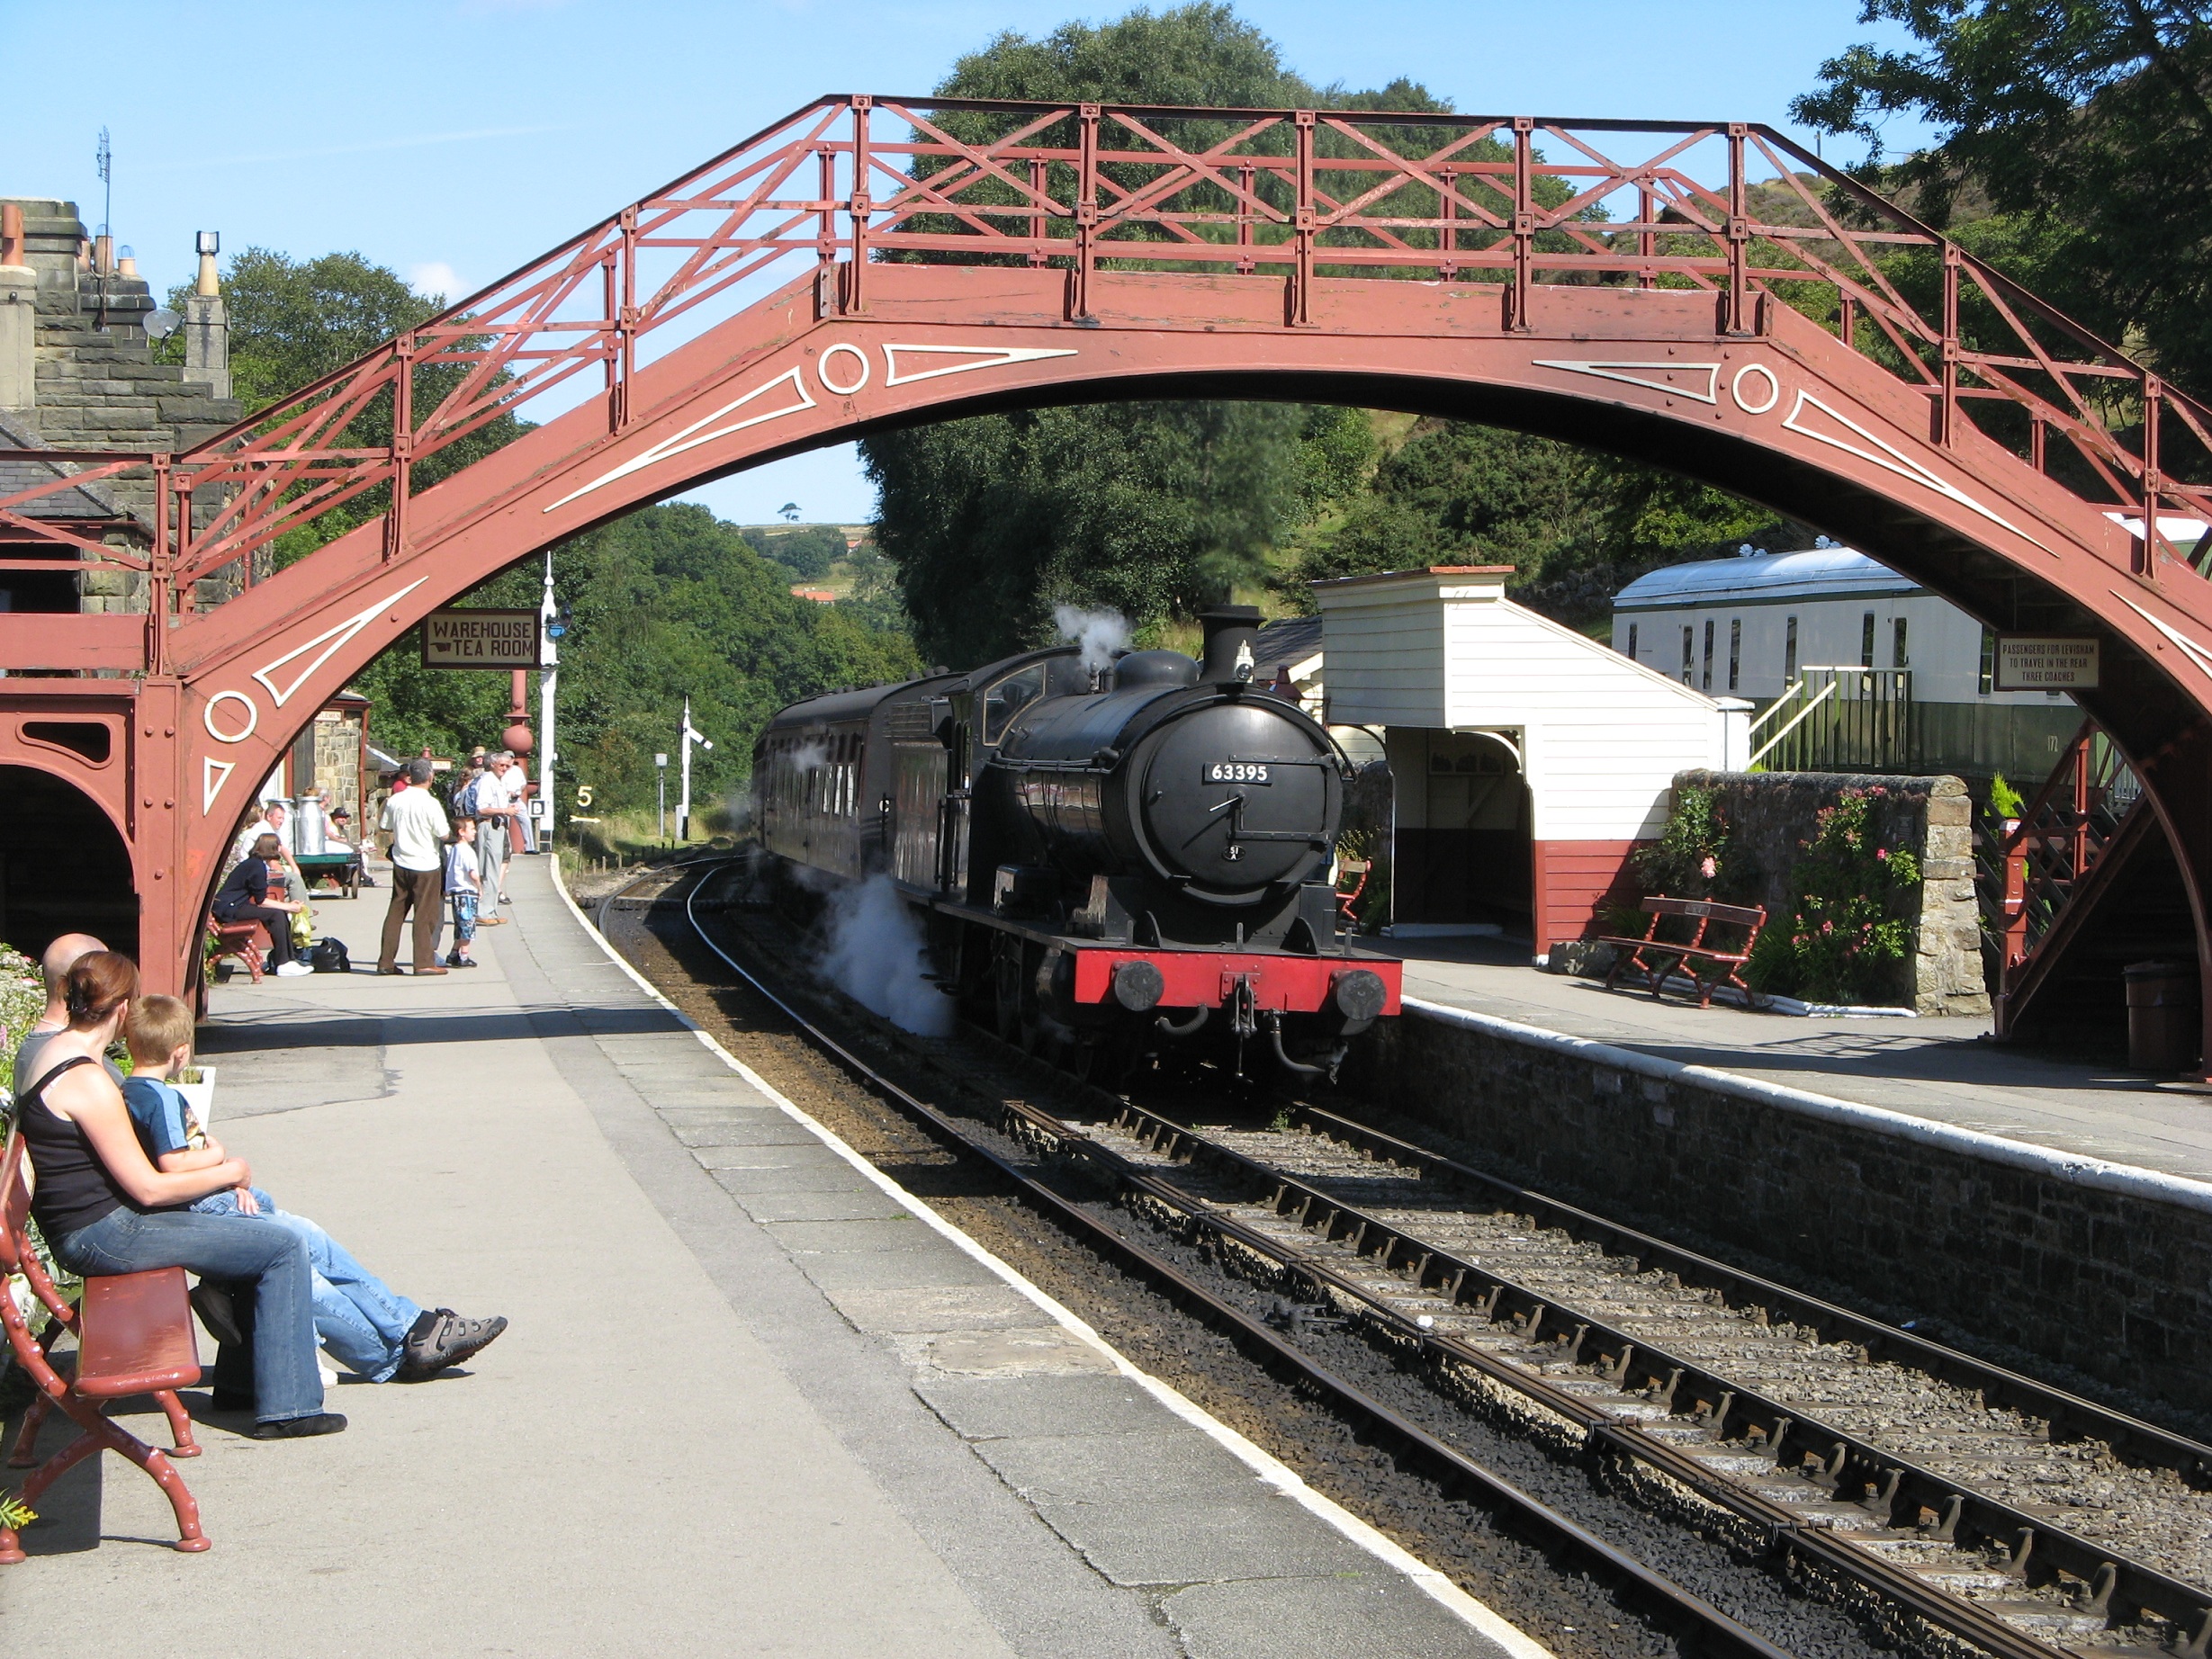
xmin=1313 ymin=566 xmax=1747 ymax=954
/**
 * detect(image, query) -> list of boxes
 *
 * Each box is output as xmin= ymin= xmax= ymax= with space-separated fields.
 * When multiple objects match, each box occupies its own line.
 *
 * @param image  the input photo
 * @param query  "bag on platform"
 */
xmin=310 ymin=937 xmax=351 ymax=974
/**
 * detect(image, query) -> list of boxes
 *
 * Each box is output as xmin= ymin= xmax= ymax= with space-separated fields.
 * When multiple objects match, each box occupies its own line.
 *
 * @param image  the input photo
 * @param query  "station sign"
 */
xmin=421 ymin=608 xmax=541 ymax=670
xmin=1994 ymin=635 xmax=2099 ymax=692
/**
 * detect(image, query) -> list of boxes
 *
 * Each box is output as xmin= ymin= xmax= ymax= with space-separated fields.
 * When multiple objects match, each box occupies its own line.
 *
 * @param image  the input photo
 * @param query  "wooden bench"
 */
xmin=0 ymin=1130 xmax=208 ymax=1562
xmin=1599 ymin=895 xmax=1768 ymax=1009
xmin=207 ymin=916 xmax=273 ymax=983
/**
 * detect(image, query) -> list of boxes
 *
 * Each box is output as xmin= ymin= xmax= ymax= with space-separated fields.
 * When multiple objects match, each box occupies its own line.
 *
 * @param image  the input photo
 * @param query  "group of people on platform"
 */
xmin=208 ymin=745 xmax=534 ymax=980
xmin=377 ymin=749 xmax=527 ymax=975
xmin=11 ymin=935 xmax=507 ymax=1439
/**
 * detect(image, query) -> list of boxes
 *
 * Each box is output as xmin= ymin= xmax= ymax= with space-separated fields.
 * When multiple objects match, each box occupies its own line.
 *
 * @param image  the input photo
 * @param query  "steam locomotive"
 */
xmin=751 ymin=606 xmax=1400 ymax=1076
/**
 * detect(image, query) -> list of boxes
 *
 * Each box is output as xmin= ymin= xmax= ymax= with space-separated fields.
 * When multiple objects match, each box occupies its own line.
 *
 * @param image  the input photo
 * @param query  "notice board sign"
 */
xmin=422 ymin=608 xmax=540 ymax=670
xmin=1994 ymin=635 xmax=2099 ymax=692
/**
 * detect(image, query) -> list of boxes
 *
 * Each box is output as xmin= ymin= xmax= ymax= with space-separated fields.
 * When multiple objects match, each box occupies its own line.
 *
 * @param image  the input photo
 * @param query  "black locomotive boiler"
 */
xmin=752 ymin=606 xmax=1400 ymax=1073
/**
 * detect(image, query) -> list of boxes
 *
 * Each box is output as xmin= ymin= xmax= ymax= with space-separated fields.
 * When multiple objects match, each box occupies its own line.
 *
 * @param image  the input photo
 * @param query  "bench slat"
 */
xmin=75 ymin=1268 xmax=202 ymax=1399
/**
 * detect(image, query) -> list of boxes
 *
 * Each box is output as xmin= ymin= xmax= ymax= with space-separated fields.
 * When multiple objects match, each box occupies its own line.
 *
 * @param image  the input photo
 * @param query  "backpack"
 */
xmin=310 ymin=937 xmax=351 ymax=974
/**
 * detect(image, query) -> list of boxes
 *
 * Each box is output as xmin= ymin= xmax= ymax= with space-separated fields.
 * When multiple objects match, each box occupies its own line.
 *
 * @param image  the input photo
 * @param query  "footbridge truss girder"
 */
xmin=0 ymin=98 xmax=2206 ymax=1003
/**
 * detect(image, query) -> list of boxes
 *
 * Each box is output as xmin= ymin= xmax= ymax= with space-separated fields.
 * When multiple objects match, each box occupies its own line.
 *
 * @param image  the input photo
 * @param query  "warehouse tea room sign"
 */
xmin=1994 ymin=635 xmax=2099 ymax=692
xmin=422 ymin=608 xmax=541 ymax=670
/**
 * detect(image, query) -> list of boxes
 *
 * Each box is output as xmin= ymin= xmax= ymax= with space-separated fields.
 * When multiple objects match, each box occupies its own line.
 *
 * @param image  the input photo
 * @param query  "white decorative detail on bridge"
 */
xmin=251 ymin=578 xmax=430 ymax=708
xmin=1532 ymin=359 xmax=1720 ymax=404
xmin=881 ymin=343 xmax=1078 ymax=388
xmin=202 ymin=758 xmax=236 ymax=814
xmin=2116 ymin=593 xmax=2212 ymax=683
xmin=1780 ymin=391 xmax=2053 ymax=555
xmin=544 ymin=367 xmax=818 ymax=514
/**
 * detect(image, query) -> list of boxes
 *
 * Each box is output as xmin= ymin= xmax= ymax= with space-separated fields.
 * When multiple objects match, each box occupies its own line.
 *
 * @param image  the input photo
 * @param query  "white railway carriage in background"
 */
xmin=1610 ymin=543 xmax=2109 ymax=785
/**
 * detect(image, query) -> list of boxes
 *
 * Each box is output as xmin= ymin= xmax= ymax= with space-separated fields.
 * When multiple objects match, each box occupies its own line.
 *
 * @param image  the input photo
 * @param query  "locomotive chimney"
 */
xmin=1197 ymin=605 xmax=1262 ymax=686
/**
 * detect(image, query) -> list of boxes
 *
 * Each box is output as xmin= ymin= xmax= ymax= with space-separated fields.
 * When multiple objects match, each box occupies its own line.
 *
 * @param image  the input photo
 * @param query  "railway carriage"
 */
xmin=754 ymin=607 xmax=1400 ymax=1075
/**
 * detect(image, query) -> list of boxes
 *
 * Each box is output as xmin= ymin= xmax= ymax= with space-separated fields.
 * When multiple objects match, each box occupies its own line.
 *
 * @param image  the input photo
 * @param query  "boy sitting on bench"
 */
xmin=120 ymin=995 xmax=508 ymax=1386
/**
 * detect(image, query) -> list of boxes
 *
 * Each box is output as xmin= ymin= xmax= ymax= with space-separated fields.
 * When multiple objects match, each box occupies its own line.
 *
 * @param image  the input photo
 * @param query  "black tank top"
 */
xmin=15 ymin=1055 xmax=139 ymax=1240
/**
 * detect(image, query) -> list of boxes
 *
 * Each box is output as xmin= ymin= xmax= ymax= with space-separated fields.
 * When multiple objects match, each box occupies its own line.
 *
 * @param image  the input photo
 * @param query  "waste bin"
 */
xmin=2124 ymin=961 xmax=2202 ymax=1073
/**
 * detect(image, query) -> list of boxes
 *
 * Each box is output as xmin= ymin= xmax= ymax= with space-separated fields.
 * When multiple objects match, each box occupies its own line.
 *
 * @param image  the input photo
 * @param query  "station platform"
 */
xmin=2 ymin=854 xmax=1533 ymax=1659
xmin=1395 ymin=934 xmax=2212 ymax=1188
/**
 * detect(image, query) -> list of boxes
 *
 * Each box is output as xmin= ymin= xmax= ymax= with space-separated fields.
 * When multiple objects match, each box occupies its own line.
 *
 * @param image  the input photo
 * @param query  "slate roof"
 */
xmin=1252 ymin=615 xmax=1325 ymax=675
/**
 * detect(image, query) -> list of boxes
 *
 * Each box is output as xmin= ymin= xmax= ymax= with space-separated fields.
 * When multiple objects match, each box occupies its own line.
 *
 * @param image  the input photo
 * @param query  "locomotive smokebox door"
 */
xmin=1137 ymin=703 xmax=1333 ymax=899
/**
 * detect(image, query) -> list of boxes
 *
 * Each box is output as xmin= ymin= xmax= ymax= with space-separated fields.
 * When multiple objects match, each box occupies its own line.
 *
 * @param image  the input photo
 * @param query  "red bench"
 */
xmin=0 ymin=1130 xmax=208 ymax=1563
xmin=1599 ymin=895 xmax=1768 ymax=1010
xmin=207 ymin=915 xmax=274 ymax=984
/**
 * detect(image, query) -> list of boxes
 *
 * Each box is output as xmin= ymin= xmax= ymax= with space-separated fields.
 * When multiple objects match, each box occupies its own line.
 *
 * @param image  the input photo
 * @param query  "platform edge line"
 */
xmin=553 ymin=857 xmax=1553 ymax=1659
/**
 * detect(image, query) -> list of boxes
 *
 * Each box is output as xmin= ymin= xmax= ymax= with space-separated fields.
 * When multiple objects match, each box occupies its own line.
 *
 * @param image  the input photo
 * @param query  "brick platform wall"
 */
xmin=1358 ymin=1000 xmax=2212 ymax=1419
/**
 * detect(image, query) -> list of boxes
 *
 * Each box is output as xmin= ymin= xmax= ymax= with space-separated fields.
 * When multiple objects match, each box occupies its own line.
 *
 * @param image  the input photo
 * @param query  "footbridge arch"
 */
xmin=2 ymin=98 xmax=2208 ymax=1002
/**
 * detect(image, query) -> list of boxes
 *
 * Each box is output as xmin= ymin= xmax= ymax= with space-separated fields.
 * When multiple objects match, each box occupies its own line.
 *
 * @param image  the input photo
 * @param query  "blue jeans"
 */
xmin=274 ymin=1210 xmax=423 ymax=1382
xmin=55 ymin=1206 xmax=325 ymax=1423
xmin=187 ymin=1190 xmax=424 ymax=1382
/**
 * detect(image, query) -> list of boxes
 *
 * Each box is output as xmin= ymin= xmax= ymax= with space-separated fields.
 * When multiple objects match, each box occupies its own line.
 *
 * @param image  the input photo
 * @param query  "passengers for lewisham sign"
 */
xmin=1994 ymin=635 xmax=2099 ymax=692
xmin=421 ymin=608 xmax=541 ymax=670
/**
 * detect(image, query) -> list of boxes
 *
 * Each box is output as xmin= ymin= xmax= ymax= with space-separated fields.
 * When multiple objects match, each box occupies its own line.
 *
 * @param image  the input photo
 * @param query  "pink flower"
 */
xmin=1821 ymin=920 xmax=1834 ymax=935
xmin=1700 ymin=856 xmax=1717 ymax=880
xmin=1875 ymin=847 xmax=1889 ymax=861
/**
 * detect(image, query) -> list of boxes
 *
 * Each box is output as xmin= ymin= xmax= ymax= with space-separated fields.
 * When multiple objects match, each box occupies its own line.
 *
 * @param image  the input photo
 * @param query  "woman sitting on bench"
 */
xmin=12 ymin=950 xmax=344 ymax=1439
xmin=213 ymin=831 xmax=310 ymax=979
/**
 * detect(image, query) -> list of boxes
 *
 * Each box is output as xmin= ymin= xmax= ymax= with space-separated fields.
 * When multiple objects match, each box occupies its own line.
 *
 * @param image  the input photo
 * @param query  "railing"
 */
xmin=1748 ymin=668 xmax=1915 ymax=773
xmin=0 ymin=97 xmax=2208 ymax=627
xmin=1990 ymin=720 xmax=2143 ymax=973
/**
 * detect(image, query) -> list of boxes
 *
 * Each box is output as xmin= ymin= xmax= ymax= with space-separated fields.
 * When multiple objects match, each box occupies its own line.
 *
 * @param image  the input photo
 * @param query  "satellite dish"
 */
xmin=143 ymin=307 xmax=182 ymax=342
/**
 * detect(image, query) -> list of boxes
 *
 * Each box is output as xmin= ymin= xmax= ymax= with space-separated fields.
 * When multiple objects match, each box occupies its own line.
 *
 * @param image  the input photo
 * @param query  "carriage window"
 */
xmin=983 ymin=665 xmax=1046 ymax=744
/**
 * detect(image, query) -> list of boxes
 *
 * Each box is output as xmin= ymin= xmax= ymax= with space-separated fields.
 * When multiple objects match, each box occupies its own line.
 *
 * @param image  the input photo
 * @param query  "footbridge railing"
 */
xmin=2 ymin=96 xmax=2209 ymax=637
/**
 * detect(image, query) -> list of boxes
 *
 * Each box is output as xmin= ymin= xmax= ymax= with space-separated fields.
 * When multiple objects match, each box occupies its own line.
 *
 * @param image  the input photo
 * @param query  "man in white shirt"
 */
xmin=472 ymin=751 xmax=526 ymax=916
xmin=232 ymin=800 xmax=307 ymax=901
xmin=377 ymin=758 xmax=453 ymax=975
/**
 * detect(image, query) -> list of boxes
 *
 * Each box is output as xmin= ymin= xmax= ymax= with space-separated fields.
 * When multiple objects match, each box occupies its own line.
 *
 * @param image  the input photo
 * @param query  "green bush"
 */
xmin=1631 ymin=785 xmax=1734 ymax=899
xmin=1744 ymin=787 xmax=1922 ymax=1005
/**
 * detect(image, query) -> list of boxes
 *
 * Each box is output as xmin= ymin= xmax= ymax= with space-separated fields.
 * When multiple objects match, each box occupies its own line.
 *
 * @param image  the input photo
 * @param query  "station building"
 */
xmin=1302 ymin=566 xmax=1747 ymax=955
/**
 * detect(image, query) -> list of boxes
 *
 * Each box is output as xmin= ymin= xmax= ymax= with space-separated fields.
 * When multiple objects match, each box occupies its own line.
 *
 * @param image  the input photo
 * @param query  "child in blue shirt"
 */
xmin=121 ymin=995 xmax=506 ymax=1385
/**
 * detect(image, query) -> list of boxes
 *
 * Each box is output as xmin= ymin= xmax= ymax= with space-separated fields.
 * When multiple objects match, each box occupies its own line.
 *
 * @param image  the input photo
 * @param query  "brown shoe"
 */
xmin=376 ymin=965 xmax=403 ymax=976
xmin=412 ymin=965 xmax=450 ymax=975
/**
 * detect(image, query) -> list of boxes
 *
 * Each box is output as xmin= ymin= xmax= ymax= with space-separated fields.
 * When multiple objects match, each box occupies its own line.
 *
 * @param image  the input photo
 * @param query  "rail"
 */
xmin=2 ymin=97 xmax=2209 ymax=612
xmin=635 ymin=855 xmax=2212 ymax=1659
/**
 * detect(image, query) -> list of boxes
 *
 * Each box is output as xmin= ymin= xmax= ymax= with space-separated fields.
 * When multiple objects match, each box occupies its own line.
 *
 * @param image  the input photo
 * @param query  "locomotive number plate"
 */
xmin=1203 ymin=762 xmax=1272 ymax=785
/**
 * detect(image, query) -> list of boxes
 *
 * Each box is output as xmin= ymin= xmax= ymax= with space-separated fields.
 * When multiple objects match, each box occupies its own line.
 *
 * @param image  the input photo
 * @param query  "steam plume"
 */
xmin=818 ymin=875 xmax=954 ymax=1036
xmin=1052 ymin=605 xmax=1132 ymax=675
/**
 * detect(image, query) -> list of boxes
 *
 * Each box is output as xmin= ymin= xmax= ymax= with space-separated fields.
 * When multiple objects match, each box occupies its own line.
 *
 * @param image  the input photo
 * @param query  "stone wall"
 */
xmin=1360 ymin=1001 xmax=2212 ymax=1420
xmin=1675 ymin=767 xmax=1987 ymax=1017
xmin=2 ymin=197 xmax=242 ymax=613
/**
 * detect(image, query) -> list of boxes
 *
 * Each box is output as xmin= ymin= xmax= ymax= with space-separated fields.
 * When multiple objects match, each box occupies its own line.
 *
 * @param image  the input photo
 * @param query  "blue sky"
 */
xmin=4 ymin=0 xmax=1936 ymax=525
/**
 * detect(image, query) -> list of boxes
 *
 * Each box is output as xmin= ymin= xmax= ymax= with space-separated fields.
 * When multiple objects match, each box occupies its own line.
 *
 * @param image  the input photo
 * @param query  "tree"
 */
xmin=743 ymin=523 xmax=847 ymax=582
xmin=862 ymin=5 xmax=1445 ymax=667
xmin=1793 ymin=1 xmax=2212 ymax=398
xmin=351 ymin=505 xmax=921 ymax=812
xmin=1293 ymin=420 xmax=1798 ymax=625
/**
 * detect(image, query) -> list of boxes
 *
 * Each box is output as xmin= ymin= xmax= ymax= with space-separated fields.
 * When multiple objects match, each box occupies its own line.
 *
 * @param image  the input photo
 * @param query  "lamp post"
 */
xmin=678 ymin=697 xmax=713 ymax=841
xmin=655 ymin=753 xmax=668 ymax=844
xmin=537 ymin=552 xmax=562 ymax=846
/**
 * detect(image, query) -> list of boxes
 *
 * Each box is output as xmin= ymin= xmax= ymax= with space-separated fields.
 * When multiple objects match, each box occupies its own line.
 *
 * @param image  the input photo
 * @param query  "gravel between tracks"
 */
xmin=1120 ymin=1121 xmax=2212 ymax=1593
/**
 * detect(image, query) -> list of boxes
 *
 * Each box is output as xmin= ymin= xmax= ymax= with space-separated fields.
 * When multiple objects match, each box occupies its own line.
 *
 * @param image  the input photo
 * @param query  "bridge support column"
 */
xmin=133 ymin=681 xmax=193 ymax=1000
xmin=2133 ymin=716 xmax=2212 ymax=1078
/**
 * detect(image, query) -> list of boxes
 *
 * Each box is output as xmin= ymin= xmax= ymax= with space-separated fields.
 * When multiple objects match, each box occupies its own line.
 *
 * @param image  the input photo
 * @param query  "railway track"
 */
xmin=597 ymin=854 xmax=2212 ymax=1659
